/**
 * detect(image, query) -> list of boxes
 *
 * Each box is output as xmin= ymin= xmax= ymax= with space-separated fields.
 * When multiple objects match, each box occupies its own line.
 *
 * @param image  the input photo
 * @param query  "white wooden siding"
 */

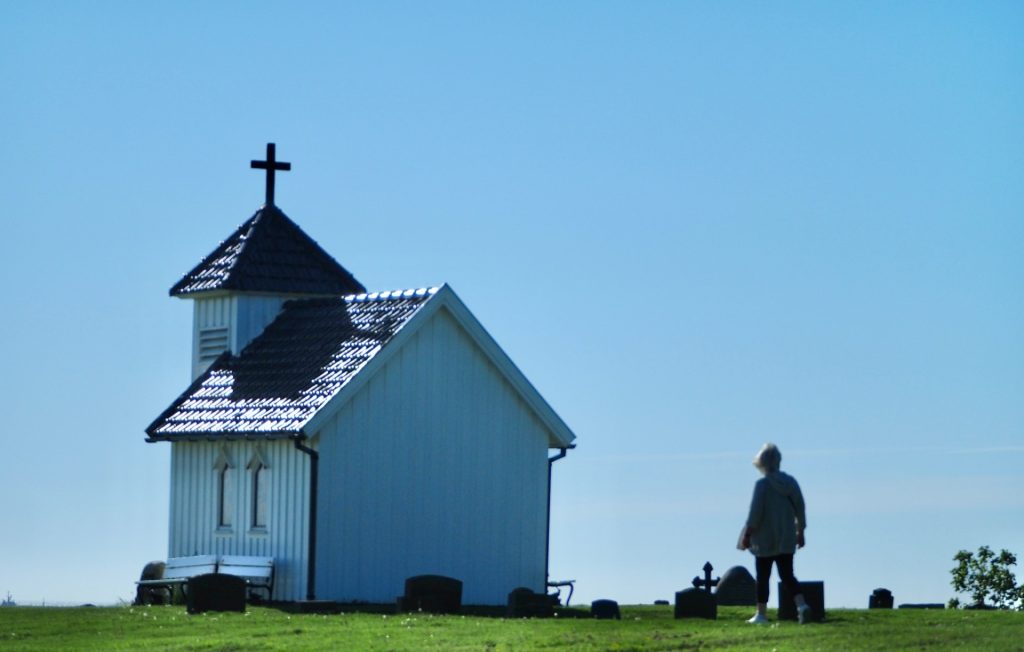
xmin=167 ymin=439 xmax=310 ymax=601
xmin=315 ymin=306 xmax=550 ymax=605
xmin=233 ymin=295 xmax=288 ymax=354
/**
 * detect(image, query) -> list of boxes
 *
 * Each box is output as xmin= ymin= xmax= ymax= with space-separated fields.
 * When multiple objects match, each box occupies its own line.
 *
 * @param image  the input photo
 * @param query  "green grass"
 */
xmin=1 ymin=604 xmax=1021 ymax=651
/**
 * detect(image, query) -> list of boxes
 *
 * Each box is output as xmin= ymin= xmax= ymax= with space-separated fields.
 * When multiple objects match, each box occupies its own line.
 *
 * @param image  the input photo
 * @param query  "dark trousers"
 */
xmin=755 ymin=554 xmax=801 ymax=604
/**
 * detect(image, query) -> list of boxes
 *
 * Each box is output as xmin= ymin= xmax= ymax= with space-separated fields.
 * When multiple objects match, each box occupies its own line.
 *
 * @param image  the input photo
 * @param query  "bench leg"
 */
xmin=135 ymin=584 xmax=174 ymax=606
xmin=172 ymin=583 xmax=187 ymax=606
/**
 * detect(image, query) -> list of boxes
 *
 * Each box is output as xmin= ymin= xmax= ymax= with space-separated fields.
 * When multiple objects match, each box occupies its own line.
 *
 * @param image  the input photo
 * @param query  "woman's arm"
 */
xmin=746 ymin=480 xmax=765 ymax=530
xmin=792 ymin=480 xmax=807 ymax=531
xmin=793 ymin=479 xmax=807 ymax=548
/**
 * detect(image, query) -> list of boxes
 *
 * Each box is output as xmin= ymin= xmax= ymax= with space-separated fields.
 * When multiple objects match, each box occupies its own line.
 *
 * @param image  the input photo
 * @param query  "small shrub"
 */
xmin=950 ymin=546 xmax=1024 ymax=610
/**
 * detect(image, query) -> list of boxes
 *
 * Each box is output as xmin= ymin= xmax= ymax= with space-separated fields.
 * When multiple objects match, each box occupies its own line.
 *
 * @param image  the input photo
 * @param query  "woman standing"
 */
xmin=739 ymin=443 xmax=811 ymax=624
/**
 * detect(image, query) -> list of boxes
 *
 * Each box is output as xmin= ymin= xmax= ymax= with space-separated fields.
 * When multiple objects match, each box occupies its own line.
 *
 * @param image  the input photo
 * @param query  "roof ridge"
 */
xmin=225 ymin=208 xmax=264 ymax=276
xmin=344 ymin=287 xmax=439 ymax=303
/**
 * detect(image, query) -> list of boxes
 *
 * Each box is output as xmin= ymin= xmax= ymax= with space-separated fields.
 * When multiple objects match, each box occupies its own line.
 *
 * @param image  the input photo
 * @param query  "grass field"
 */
xmin=1 ymin=604 xmax=1022 ymax=651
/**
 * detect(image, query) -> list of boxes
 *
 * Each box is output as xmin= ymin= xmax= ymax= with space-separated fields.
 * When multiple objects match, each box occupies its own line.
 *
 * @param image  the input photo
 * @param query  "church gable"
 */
xmin=353 ymin=305 xmax=555 ymax=450
xmin=303 ymin=286 xmax=576 ymax=449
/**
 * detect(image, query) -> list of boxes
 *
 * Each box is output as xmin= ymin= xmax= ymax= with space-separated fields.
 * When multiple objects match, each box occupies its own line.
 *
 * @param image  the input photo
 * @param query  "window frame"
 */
xmin=213 ymin=447 xmax=235 ymax=532
xmin=247 ymin=448 xmax=271 ymax=533
xmin=251 ymin=463 xmax=268 ymax=529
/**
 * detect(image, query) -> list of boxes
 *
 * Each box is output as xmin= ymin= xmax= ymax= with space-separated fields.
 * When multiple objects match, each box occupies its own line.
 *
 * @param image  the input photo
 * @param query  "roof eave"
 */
xmin=145 ymin=430 xmax=300 ymax=443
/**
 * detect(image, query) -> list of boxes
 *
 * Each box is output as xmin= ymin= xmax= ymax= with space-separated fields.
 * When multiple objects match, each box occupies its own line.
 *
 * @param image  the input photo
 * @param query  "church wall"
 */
xmin=232 ymin=295 xmax=288 ymax=355
xmin=167 ymin=438 xmax=310 ymax=601
xmin=314 ymin=306 xmax=551 ymax=605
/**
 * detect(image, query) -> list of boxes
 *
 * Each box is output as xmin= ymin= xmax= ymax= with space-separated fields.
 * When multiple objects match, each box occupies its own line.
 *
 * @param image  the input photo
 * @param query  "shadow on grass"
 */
xmin=265 ymin=600 xmax=593 ymax=619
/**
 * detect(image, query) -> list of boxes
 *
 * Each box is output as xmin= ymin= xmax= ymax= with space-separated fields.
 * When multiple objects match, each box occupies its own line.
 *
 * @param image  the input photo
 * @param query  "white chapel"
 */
xmin=146 ymin=144 xmax=576 ymax=605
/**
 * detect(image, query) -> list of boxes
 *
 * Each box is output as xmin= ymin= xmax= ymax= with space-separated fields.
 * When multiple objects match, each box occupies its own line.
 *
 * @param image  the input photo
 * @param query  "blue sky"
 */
xmin=1 ymin=1 xmax=1021 ymax=608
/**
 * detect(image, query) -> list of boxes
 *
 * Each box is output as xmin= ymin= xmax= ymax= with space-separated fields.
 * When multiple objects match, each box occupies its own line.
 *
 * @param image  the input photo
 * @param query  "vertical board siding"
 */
xmin=168 ymin=439 xmax=309 ymax=601
xmin=232 ymin=296 xmax=287 ymax=355
xmin=316 ymin=307 xmax=550 ymax=605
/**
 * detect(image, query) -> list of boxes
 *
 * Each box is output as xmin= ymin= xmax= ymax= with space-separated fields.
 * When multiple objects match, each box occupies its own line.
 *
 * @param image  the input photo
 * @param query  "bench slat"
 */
xmin=166 ymin=554 xmax=218 ymax=567
xmin=136 ymin=578 xmax=187 ymax=586
xmin=219 ymin=555 xmax=273 ymax=566
xmin=219 ymin=568 xmax=273 ymax=579
xmin=163 ymin=565 xmax=217 ymax=579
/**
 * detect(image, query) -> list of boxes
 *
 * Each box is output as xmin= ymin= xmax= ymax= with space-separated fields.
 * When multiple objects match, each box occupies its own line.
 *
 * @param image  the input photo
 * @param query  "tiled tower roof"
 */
xmin=170 ymin=205 xmax=365 ymax=297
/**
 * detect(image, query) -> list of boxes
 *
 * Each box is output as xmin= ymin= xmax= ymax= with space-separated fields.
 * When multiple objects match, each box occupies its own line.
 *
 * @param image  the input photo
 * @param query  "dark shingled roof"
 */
xmin=170 ymin=205 xmax=366 ymax=296
xmin=147 ymin=288 xmax=437 ymax=439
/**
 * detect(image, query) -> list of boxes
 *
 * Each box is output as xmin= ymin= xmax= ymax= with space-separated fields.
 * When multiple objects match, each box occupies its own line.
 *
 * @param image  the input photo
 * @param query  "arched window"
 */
xmin=213 ymin=447 xmax=235 ymax=529
xmin=248 ymin=449 xmax=270 ymax=530
xmin=217 ymin=466 xmax=234 ymax=527
xmin=252 ymin=463 xmax=268 ymax=528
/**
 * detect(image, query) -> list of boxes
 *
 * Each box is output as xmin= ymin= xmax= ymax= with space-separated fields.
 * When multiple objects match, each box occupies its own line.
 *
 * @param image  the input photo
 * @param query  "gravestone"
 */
xmin=715 ymin=566 xmax=757 ymax=606
xmin=591 ymin=599 xmax=621 ymax=619
xmin=869 ymin=588 xmax=894 ymax=609
xmin=692 ymin=561 xmax=720 ymax=594
xmin=778 ymin=581 xmax=824 ymax=622
xmin=674 ymin=588 xmax=717 ymax=619
xmin=186 ymin=573 xmax=246 ymax=614
xmin=507 ymin=587 xmax=553 ymax=618
xmin=397 ymin=575 xmax=462 ymax=614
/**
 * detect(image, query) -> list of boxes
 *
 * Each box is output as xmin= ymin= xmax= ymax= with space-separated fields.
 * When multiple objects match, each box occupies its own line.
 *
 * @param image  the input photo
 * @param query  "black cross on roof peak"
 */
xmin=251 ymin=143 xmax=291 ymax=206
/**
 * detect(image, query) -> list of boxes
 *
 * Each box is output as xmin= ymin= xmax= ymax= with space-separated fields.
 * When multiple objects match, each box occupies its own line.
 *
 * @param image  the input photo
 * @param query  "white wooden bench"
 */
xmin=135 ymin=555 xmax=218 ymax=604
xmin=137 ymin=555 xmax=218 ymax=589
xmin=136 ymin=555 xmax=274 ymax=601
xmin=218 ymin=555 xmax=274 ymax=600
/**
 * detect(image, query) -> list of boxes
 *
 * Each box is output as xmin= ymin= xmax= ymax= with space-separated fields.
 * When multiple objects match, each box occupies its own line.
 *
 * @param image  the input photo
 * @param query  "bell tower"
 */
xmin=169 ymin=143 xmax=366 ymax=379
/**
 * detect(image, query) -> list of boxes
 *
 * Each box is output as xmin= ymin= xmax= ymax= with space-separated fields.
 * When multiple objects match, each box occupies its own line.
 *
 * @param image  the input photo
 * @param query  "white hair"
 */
xmin=753 ymin=442 xmax=782 ymax=474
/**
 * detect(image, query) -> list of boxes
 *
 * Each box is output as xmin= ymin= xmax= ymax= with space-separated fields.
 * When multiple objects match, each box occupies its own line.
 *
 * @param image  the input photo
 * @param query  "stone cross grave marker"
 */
xmin=692 ymin=561 xmax=720 ymax=593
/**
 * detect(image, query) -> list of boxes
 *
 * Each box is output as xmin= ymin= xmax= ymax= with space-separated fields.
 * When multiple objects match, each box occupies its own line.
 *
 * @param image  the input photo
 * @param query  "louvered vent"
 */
xmin=198 ymin=326 xmax=230 ymax=366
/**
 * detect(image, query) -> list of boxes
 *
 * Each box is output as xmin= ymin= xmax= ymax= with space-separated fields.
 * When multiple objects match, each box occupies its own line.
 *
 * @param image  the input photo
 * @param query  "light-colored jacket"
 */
xmin=745 ymin=471 xmax=806 ymax=558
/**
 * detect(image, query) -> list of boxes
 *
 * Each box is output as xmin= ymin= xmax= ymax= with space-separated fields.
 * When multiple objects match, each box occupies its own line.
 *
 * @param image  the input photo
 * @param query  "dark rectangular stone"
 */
xmin=186 ymin=573 xmax=246 ymax=614
xmin=777 ymin=581 xmax=824 ymax=621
